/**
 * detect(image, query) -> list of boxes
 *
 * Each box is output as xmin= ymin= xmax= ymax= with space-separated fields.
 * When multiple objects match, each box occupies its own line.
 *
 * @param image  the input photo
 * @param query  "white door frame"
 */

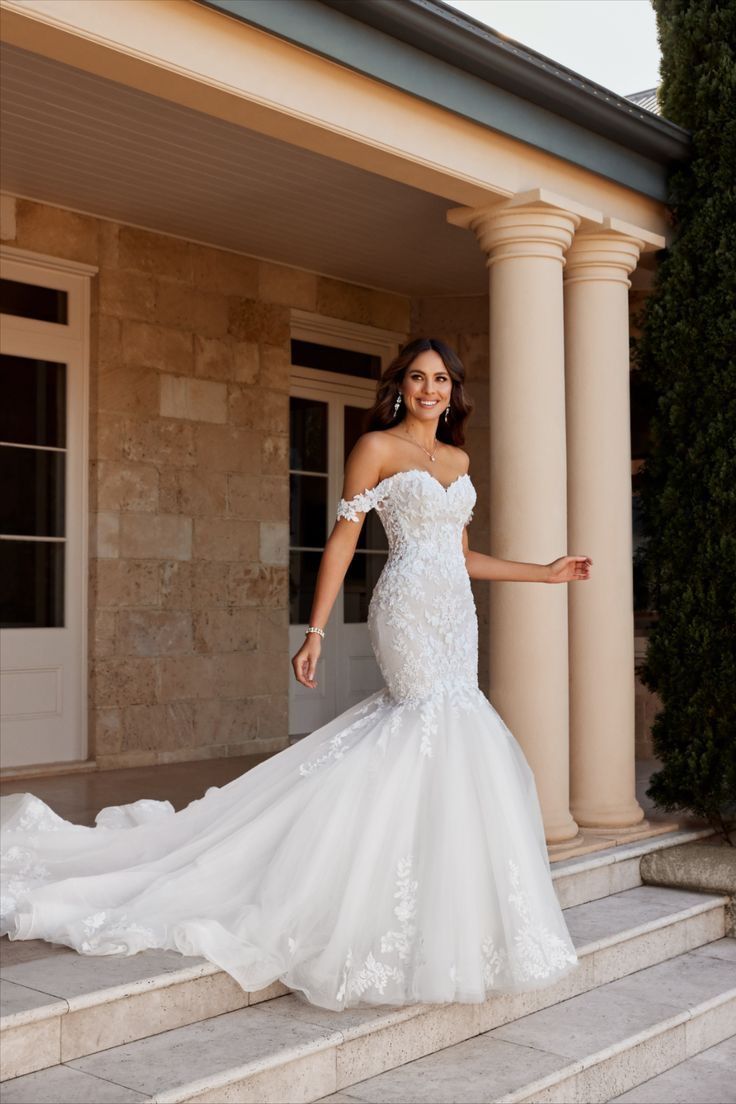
xmin=0 ymin=246 xmax=95 ymax=769
xmin=288 ymin=311 xmax=405 ymax=735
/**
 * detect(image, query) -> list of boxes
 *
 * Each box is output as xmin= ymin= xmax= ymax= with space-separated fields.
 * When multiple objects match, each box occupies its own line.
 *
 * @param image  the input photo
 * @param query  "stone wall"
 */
xmin=410 ymin=298 xmax=491 ymax=696
xmin=2 ymin=196 xmax=410 ymax=769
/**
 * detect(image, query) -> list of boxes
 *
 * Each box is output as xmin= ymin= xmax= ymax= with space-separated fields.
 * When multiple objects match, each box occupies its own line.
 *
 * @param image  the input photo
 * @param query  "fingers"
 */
xmin=292 ymin=653 xmax=318 ymax=689
xmin=573 ymin=555 xmax=592 ymax=580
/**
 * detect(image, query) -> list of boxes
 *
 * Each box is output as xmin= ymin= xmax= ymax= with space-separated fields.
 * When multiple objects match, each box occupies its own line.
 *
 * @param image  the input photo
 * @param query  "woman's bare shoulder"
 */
xmin=443 ymin=443 xmax=470 ymax=474
xmin=347 ymin=430 xmax=395 ymax=465
xmin=341 ymin=431 xmax=392 ymax=498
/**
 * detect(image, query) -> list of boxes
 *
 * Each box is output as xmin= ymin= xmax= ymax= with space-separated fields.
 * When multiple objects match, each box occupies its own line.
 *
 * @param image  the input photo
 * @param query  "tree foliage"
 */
xmin=632 ymin=0 xmax=736 ymax=840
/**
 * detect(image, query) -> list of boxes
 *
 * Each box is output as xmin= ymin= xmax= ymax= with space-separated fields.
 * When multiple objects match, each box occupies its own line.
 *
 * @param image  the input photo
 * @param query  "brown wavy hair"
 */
xmin=365 ymin=337 xmax=473 ymax=446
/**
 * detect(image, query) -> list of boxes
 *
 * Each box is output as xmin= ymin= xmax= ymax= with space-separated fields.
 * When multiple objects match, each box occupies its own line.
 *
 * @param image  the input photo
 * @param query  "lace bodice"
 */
xmin=337 ymin=469 xmax=478 ymax=705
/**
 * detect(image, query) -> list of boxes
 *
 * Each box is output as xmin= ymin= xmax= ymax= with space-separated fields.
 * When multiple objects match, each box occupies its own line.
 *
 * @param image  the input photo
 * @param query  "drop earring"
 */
xmin=444 ymin=404 xmax=450 ymax=423
xmin=393 ymin=392 xmax=402 ymax=417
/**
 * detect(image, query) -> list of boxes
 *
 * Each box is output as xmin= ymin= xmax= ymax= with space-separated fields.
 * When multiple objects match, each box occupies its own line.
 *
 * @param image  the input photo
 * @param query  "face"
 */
xmin=399 ymin=350 xmax=453 ymax=422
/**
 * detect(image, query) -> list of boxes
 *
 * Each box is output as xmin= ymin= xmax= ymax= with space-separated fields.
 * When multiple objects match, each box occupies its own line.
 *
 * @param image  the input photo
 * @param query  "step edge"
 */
xmin=0 ymin=992 xmax=69 ymax=1031
xmin=146 ymin=1022 xmax=347 ymax=1104
xmin=0 ymin=960 xmax=220 ymax=1028
xmin=64 ymin=960 xmax=222 ymax=1014
xmin=573 ymin=895 xmax=728 ymax=956
xmin=1 ymin=897 xmax=725 ymax=1033
xmin=551 ymin=828 xmax=715 ymax=880
xmin=157 ymin=989 xmax=736 ymax=1104
xmin=495 ymin=985 xmax=736 ymax=1104
xmin=8 ymin=947 xmax=733 ymax=1098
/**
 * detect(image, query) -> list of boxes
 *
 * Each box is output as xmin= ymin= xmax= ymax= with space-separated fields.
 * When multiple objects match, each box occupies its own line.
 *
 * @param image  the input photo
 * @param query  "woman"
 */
xmin=1 ymin=338 xmax=590 ymax=1012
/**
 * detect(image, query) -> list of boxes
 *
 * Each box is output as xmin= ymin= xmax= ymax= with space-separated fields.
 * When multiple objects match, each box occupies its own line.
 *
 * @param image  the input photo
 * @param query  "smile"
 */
xmin=417 ymin=400 xmax=439 ymax=407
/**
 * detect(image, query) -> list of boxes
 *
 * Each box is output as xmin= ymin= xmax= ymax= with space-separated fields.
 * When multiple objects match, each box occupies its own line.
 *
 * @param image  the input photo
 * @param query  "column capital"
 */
xmin=447 ymin=188 xmax=601 ymax=268
xmin=565 ymin=230 xmax=643 ymax=287
xmin=564 ymin=217 xmax=665 ymax=286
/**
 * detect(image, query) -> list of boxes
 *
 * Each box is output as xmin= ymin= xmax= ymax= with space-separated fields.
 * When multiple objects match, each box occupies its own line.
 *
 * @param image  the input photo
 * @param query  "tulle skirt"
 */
xmin=0 ymin=686 xmax=579 ymax=1011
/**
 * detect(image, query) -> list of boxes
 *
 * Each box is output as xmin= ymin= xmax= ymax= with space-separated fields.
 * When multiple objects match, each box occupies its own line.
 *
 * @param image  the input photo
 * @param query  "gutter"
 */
xmin=321 ymin=0 xmax=690 ymax=164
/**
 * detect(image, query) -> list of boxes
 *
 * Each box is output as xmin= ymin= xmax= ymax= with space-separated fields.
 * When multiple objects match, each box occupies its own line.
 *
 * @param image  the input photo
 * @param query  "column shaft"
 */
xmin=463 ymin=202 xmax=581 ymax=844
xmin=564 ymin=233 xmax=647 ymax=828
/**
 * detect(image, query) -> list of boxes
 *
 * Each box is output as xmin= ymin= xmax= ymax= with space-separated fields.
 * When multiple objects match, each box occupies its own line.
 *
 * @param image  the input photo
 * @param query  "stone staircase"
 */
xmin=1 ymin=827 xmax=733 ymax=1103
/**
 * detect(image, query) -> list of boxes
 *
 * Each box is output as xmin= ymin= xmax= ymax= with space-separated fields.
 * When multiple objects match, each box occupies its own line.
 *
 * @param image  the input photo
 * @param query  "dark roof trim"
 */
xmin=322 ymin=0 xmax=688 ymax=162
xmin=196 ymin=0 xmax=688 ymax=200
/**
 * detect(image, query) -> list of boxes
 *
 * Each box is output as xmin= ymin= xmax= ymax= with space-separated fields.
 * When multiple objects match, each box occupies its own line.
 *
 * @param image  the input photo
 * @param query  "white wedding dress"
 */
xmin=0 ymin=468 xmax=579 ymax=1011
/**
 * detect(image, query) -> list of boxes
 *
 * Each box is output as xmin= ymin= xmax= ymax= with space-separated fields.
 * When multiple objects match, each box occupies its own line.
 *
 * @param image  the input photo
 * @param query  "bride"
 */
xmin=1 ymin=337 xmax=592 ymax=1012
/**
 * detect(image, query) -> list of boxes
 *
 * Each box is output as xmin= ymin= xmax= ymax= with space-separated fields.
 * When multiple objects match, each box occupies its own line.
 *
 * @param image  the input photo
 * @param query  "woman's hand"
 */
xmin=292 ymin=634 xmax=322 ymax=689
xmin=545 ymin=555 xmax=593 ymax=583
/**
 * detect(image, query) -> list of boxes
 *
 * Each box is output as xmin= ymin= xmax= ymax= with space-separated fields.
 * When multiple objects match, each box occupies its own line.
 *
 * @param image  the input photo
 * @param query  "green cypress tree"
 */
xmin=632 ymin=0 xmax=736 ymax=841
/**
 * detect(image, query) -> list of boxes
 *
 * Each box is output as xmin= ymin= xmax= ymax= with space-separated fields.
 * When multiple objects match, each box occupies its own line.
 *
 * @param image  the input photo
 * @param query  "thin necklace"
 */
xmin=403 ymin=426 xmax=439 ymax=463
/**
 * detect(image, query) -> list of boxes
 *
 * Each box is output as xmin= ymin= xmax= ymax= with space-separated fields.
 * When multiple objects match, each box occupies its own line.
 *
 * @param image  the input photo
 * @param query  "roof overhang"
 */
xmin=198 ymin=0 xmax=690 ymax=202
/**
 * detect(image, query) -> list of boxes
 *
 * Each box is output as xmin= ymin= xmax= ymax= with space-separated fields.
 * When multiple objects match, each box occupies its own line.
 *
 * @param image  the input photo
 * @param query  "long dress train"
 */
xmin=0 ymin=468 xmax=579 ymax=1011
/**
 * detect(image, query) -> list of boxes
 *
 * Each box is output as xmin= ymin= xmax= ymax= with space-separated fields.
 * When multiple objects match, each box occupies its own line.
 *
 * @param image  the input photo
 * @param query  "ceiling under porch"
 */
xmin=0 ymin=42 xmax=490 ymax=298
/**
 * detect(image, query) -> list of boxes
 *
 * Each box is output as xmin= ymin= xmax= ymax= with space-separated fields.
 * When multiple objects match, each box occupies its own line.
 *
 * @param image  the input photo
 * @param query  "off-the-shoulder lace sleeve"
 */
xmin=336 ymin=487 xmax=380 ymax=523
xmin=465 ymin=507 xmax=474 ymax=526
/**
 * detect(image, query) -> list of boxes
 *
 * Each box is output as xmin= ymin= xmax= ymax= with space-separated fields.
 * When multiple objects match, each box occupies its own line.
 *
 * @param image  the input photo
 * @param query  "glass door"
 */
xmin=336 ymin=404 xmax=387 ymax=713
xmin=288 ymin=390 xmax=387 ymax=736
xmin=0 ymin=256 xmax=90 ymax=767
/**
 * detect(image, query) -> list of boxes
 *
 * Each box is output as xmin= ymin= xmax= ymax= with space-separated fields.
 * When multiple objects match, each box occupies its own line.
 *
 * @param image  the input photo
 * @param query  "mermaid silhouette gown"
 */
xmin=0 ymin=469 xmax=579 ymax=1011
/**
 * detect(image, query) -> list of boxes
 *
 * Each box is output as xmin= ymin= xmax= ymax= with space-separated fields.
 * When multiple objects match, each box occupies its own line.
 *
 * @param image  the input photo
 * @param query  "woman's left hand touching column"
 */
xmin=545 ymin=555 xmax=593 ymax=583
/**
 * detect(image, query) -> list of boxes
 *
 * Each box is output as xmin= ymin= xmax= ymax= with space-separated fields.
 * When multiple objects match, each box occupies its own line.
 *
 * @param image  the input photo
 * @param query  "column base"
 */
xmin=543 ymin=812 xmax=580 ymax=846
xmin=580 ymin=818 xmax=651 ymax=835
xmin=572 ymin=801 xmax=648 ymax=831
xmin=546 ymin=819 xmax=683 ymax=862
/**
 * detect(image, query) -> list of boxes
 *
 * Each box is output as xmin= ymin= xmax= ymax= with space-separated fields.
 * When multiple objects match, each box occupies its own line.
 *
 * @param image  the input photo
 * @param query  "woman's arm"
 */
xmin=292 ymin=434 xmax=384 ymax=688
xmin=461 ymin=527 xmax=592 ymax=584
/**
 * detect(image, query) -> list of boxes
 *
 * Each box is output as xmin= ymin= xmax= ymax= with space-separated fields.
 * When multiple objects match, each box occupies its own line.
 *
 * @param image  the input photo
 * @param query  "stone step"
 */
xmin=608 ymin=1032 xmax=736 ymax=1102
xmin=0 ymin=946 xmax=288 ymax=1082
xmin=550 ymin=826 xmax=715 ymax=910
xmin=0 ymin=884 xmax=728 ymax=1101
xmin=316 ymin=939 xmax=736 ymax=1104
xmin=0 ymin=825 xmax=714 ymax=1083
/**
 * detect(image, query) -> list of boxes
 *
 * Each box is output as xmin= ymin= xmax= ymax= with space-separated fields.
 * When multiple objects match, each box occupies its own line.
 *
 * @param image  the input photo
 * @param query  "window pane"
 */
xmin=289 ymin=474 xmax=326 ymax=547
xmin=343 ymin=404 xmax=369 ymax=460
xmin=0 ymin=354 xmax=66 ymax=447
xmin=291 ymin=340 xmax=381 ymax=380
xmin=0 ymin=446 xmax=65 ymax=537
xmin=344 ymin=406 xmax=387 ymax=551
xmin=343 ymin=552 xmax=387 ymax=623
xmin=0 ymin=279 xmax=68 ymax=324
xmin=289 ymin=397 xmax=327 ymax=472
xmin=289 ymin=550 xmax=322 ymax=624
xmin=0 ymin=540 xmax=64 ymax=628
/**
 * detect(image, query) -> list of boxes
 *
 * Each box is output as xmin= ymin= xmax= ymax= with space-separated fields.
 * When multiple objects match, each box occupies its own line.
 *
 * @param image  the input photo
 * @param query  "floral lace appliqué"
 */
xmin=298 ymin=691 xmax=390 ymax=777
xmin=336 ymin=472 xmax=479 ymax=708
xmin=507 ymin=858 xmax=578 ymax=979
xmin=336 ymin=485 xmax=386 ymax=522
xmin=336 ymin=852 xmax=420 ymax=1003
xmin=79 ymin=909 xmax=159 ymax=953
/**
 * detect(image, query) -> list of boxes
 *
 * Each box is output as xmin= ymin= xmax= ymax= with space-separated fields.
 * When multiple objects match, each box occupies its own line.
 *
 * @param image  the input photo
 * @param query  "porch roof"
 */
xmin=199 ymin=0 xmax=690 ymax=201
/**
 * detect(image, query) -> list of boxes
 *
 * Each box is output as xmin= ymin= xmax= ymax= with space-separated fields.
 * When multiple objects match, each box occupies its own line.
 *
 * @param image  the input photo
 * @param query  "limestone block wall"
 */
xmin=410 ymin=297 xmax=491 ymax=696
xmin=2 ymin=196 xmax=409 ymax=769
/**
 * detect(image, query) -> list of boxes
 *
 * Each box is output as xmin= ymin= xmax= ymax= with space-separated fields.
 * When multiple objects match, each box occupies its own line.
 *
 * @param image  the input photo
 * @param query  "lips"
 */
xmin=417 ymin=400 xmax=439 ymax=407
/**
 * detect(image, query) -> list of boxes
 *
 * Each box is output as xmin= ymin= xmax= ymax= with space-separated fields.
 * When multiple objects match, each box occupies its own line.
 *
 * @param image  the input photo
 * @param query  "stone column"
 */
xmin=564 ymin=225 xmax=651 ymax=829
xmin=448 ymin=191 xmax=589 ymax=844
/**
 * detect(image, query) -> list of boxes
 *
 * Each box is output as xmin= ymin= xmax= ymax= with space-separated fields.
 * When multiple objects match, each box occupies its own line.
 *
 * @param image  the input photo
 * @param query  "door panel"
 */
xmin=0 ymin=257 xmax=89 ymax=768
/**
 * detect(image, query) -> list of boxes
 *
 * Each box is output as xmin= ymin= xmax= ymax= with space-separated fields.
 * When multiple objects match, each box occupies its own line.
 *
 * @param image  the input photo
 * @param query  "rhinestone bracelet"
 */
xmin=305 ymin=626 xmax=325 ymax=639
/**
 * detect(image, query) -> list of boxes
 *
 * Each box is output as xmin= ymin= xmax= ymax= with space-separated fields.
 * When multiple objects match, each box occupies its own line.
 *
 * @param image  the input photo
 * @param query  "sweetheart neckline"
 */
xmin=372 ymin=469 xmax=472 ymax=495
